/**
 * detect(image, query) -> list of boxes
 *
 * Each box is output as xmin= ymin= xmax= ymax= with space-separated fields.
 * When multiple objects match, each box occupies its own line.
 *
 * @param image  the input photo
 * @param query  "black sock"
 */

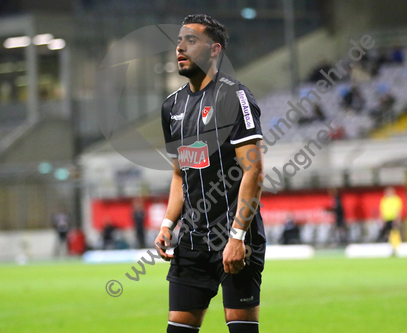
xmin=227 ymin=321 xmax=259 ymax=333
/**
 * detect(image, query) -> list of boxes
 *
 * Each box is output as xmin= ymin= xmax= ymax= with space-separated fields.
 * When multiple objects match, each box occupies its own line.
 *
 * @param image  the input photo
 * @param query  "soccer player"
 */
xmin=155 ymin=14 xmax=266 ymax=333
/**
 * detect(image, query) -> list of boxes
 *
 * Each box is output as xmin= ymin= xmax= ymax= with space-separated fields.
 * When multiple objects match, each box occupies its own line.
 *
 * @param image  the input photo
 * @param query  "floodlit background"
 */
xmin=0 ymin=1 xmax=406 ymax=332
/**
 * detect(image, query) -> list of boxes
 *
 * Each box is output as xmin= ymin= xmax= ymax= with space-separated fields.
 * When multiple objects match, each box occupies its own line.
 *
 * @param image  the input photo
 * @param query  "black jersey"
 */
xmin=161 ymin=72 xmax=266 ymax=251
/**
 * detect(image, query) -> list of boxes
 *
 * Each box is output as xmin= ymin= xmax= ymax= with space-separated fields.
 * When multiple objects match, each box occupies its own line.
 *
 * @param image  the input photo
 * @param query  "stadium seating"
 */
xmin=258 ymin=61 xmax=407 ymax=141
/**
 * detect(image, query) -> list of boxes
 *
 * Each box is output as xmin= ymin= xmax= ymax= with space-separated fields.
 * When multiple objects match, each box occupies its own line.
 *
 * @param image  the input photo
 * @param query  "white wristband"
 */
xmin=230 ymin=227 xmax=246 ymax=241
xmin=161 ymin=218 xmax=175 ymax=230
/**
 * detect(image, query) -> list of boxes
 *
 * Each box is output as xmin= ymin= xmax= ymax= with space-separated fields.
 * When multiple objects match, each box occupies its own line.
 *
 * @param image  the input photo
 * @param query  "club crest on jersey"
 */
xmin=202 ymin=106 xmax=213 ymax=125
xmin=177 ymin=141 xmax=210 ymax=170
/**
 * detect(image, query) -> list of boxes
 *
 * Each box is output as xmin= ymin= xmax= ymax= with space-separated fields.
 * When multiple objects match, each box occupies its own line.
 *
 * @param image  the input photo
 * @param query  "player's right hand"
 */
xmin=154 ymin=227 xmax=175 ymax=261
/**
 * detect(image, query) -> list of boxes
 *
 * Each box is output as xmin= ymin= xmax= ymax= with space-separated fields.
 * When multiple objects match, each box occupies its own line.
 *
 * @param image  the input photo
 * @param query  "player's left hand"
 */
xmin=223 ymin=238 xmax=246 ymax=274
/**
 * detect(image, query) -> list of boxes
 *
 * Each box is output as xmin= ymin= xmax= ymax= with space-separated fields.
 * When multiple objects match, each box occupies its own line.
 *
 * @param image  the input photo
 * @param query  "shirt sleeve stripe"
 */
xmin=230 ymin=134 xmax=263 ymax=145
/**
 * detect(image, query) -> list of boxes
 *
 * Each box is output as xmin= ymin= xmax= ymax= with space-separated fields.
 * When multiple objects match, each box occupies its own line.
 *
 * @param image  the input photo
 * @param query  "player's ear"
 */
xmin=210 ymin=43 xmax=222 ymax=58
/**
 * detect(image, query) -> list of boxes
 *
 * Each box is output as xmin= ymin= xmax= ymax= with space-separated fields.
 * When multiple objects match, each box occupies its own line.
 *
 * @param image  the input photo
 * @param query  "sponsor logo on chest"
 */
xmin=177 ymin=141 xmax=210 ymax=170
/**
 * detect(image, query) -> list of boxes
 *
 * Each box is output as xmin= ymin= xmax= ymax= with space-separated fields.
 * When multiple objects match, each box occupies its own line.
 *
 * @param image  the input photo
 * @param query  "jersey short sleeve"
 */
xmin=161 ymin=97 xmax=178 ymax=158
xmin=229 ymin=86 xmax=263 ymax=145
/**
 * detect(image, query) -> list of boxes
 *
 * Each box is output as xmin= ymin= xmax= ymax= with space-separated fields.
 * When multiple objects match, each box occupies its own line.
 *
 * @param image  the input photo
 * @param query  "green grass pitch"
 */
xmin=1 ymin=256 xmax=406 ymax=333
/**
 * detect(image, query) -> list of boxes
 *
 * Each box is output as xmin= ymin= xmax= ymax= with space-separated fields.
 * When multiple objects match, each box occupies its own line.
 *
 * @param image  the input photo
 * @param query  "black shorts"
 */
xmin=167 ymin=243 xmax=265 ymax=311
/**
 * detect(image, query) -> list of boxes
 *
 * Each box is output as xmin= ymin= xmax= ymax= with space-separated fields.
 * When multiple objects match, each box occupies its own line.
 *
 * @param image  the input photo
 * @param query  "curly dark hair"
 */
xmin=182 ymin=14 xmax=229 ymax=51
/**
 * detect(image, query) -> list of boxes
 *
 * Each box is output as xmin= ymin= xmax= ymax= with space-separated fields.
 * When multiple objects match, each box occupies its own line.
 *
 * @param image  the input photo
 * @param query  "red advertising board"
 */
xmin=91 ymin=186 xmax=406 ymax=229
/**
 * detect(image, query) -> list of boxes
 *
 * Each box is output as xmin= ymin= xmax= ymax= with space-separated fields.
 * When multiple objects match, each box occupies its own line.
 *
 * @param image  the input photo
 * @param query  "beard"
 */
xmin=178 ymin=61 xmax=206 ymax=78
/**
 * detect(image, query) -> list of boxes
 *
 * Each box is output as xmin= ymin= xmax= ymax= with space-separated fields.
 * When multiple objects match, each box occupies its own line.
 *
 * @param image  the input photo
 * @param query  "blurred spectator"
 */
xmin=329 ymin=123 xmax=346 ymax=140
xmin=279 ymin=213 xmax=300 ymax=245
xmin=132 ymin=198 xmax=146 ymax=248
xmin=377 ymin=187 xmax=403 ymax=242
xmin=298 ymin=104 xmax=326 ymax=125
xmin=370 ymin=92 xmax=396 ymax=127
xmin=307 ymin=59 xmax=333 ymax=82
xmin=115 ymin=231 xmax=130 ymax=250
xmin=313 ymin=105 xmax=326 ymax=121
xmin=363 ymin=49 xmax=381 ymax=76
xmin=376 ymin=47 xmax=390 ymax=68
xmin=376 ymin=82 xmax=390 ymax=95
xmin=391 ymin=45 xmax=404 ymax=64
xmin=341 ymin=86 xmax=365 ymax=113
xmin=350 ymin=62 xmax=371 ymax=84
xmin=102 ymin=221 xmax=116 ymax=250
xmin=327 ymin=188 xmax=347 ymax=245
xmin=359 ymin=53 xmax=370 ymax=70
xmin=51 ymin=209 xmax=70 ymax=257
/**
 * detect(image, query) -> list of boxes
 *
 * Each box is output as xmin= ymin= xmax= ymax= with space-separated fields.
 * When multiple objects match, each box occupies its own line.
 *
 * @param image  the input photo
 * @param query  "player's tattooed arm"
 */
xmin=155 ymin=158 xmax=183 ymax=261
xmin=223 ymin=139 xmax=264 ymax=274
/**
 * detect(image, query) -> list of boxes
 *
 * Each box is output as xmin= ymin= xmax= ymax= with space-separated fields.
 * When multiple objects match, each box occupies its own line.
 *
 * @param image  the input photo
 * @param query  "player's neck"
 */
xmin=188 ymin=66 xmax=218 ymax=93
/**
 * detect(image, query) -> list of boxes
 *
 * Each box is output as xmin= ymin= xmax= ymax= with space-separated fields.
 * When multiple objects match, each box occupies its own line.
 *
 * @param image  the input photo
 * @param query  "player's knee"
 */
xmin=224 ymin=307 xmax=259 ymax=323
xmin=167 ymin=321 xmax=200 ymax=332
xmin=227 ymin=321 xmax=259 ymax=333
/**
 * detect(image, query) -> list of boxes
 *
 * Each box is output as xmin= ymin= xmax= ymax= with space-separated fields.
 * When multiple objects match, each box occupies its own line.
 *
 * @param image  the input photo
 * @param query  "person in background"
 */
xmin=298 ymin=104 xmax=326 ymax=125
xmin=341 ymin=86 xmax=365 ymax=113
xmin=307 ymin=59 xmax=333 ymax=82
xmin=102 ymin=220 xmax=116 ymax=250
xmin=280 ymin=213 xmax=300 ymax=245
xmin=132 ymin=198 xmax=146 ymax=248
xmin=350 ymin=62 xmax=371 ymax=84
xmin=313 ymin=105 xmax=326 ymax=121
xmin=327 ymin=188 xmax=347 ymax=245
xmin=391 ymin=45 xmax=404 ymax=64
xmin=377 ymin=187 xmax=403 ymax=242
xmin=51 ymin=208 xmax=70 ymax=257
xmin=370 ymin=92 xmax=396 ymax=127
xmin=376 ymin=47 xmax=390 ymax=68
